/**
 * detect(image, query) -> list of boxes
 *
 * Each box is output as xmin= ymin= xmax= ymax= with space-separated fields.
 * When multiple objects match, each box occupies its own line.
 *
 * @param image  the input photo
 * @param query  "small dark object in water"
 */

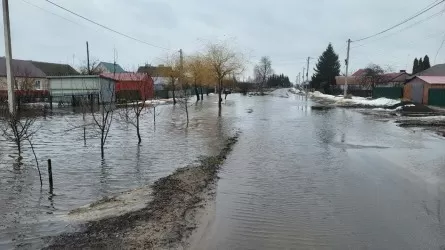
xmin=311 ymin=105 xmax=333 ymax=111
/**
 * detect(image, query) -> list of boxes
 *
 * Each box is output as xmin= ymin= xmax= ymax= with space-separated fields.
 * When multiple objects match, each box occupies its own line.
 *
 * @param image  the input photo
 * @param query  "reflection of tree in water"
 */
xmin=99 ymin=159 xmax=112 ymax=195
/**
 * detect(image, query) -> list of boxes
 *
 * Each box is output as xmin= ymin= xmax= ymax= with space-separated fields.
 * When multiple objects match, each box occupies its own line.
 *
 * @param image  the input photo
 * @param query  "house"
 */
xmin=0 ymin=57 xmax=47 ymax=90
xmin=30 ymin=61 xmax=79 ymax=76
xmin=95 ymin=62 xmax=126 ymax=74
xmin=137 ymin=64 xmax=172 ymax=90
xmin=101 ymin=72 xmax=154 ymax=100
xmin=48 ymin=75 xmax=116 ymax=105
xmin=411 ymin=63 xmax=445 ymax=77
xmin=336 ymin=70 xmax=410 ymax=90
xmin=404 ymin=76 xmax=445 ymax=106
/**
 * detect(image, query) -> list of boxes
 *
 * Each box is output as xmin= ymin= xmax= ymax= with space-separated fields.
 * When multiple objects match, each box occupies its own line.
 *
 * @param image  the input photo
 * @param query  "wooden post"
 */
xmin=47 ymin=159 xmax=53 ymax=192
xmin=49 ymin=95 xmax=53 ymax=110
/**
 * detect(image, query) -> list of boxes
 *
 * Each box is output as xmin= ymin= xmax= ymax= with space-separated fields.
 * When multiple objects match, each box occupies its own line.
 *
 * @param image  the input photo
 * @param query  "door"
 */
xmin=411 ymin=82 xmax=424 ymax=103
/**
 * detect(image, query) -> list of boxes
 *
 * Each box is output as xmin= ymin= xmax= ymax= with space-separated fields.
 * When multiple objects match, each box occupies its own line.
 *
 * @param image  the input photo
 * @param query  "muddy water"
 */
xmin=197 ymin=93 xmax=445 ymax=249
xmin=0 ymin=96 xmax=236 ymax=249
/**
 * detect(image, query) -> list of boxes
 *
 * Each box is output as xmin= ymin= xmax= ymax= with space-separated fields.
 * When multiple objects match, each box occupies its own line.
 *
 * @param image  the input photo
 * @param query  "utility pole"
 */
xmin=344 ymin=39 xmax=351 ymax=97
xmin=179 ymin=49 xmax=184 ymax=86
xmin=86 ymin=41 xmax=90 ymax=74
xmin=2 ymin=0 xmax=15 ymax=114
xmin=306 ymin=57 xmax=311 ymax=89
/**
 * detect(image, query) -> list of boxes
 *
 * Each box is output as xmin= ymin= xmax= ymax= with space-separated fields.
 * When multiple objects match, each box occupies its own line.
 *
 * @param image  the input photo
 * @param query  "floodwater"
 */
xmin=0 ymin=96 xmax=235 ymax=249
xmin=1 ymin=90 xmax=445 ymax=249
xmin=195 ymin=91 xmax=445 ymax=250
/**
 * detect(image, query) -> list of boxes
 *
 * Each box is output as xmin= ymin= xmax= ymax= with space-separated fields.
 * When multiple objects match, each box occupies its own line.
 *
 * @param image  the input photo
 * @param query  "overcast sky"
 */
xmin=1 ymin=0 xmax=444 ymax=81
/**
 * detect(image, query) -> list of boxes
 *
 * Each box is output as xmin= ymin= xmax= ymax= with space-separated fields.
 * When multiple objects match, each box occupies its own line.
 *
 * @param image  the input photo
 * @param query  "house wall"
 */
xmin=49 ymin=77 xmax=115 ymax=104
xmin=423 ymin=84 xmax=445 ymax=105
xmin=0 ymin=76 xmax=48 ymax=90
xmin=404 ymin=78 xmax=426 ymax=103
xmin=99 ymin=77 xmax=116 ymax=103
xmin=116 ymin=79 xmax=154 ymax=100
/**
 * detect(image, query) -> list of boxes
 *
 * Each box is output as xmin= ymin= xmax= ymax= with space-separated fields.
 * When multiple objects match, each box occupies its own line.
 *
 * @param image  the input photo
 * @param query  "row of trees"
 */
xmin=412 ymin=55 xmax=431 ymax=74
xmin=267 ymin=74 xmax=291 ymax=88
xmin=253 ymin=56 xmax=292 ymax=93
xmin=0 ymin=41 xmax=247 ymax=174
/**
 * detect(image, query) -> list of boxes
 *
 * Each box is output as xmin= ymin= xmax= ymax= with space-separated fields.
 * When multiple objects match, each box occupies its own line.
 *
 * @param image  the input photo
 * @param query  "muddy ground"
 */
xmin=43 ymin=134 xmax=239 ymax=250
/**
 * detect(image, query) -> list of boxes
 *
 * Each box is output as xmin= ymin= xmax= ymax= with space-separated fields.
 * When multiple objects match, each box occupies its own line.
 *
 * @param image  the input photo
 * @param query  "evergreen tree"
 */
xmin=418 ymin=58 xmax=424 ymax=73
xmin=423 ymin=55 xmax=431 ymax=70
xmin=311 ymin=43 xmax=341 ymax=94
xmin=412 ymin=58 xmax=418 ymax=74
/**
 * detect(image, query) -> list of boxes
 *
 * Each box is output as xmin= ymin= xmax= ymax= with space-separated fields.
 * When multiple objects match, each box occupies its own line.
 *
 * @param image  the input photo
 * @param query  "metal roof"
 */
xmin=97 ymin=62 xmax=126 ymax=73
xmin=0 ymin=57 xmax=46 ymax=78
xmin=417 ymin=76 xmax=445 ymax=84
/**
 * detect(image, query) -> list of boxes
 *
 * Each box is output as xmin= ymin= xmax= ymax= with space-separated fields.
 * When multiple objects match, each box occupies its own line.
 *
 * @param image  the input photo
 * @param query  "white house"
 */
xmin=48 ymin=75 xmax=116 ymax=105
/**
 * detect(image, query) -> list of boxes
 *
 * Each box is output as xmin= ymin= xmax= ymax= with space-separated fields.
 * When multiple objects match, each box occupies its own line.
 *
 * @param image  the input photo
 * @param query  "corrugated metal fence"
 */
xmin=428 ymin=89 xmax=445 ymax=106
xmin=372 ymin=87 xmax=403 ymax=99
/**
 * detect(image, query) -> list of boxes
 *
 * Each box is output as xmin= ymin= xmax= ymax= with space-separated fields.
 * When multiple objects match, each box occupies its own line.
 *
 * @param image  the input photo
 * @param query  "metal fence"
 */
xmin=428 ymin=88 xmax=445 ymax=106
xmin=372 ymin=87 xmax=403 ymax=99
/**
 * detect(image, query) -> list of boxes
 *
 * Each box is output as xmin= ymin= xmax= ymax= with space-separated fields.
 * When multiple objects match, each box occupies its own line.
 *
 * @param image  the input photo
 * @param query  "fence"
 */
xmin=372 ymin=87 xmax=403 ymax=99
xmin=428 ymin=88 xmax=445 ymax=107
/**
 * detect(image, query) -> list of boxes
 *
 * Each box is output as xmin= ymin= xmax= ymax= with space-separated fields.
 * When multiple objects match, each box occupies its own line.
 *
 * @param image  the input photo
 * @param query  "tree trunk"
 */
xmin=172 ymin=89 xmax=176 ymax=105
xmin=17 ymin=140 xmax=21 ymax=158
xmin=194 ymin=83 xmax=200 ymax=101
xmin=200 ymin=86 xmax=204 ymax=100
xmin=185 ymin=100 xmax=189 ymax=127
xmin=218 ymin=80 xmax=223 ymax=110
xmin=101 ymin=131 xmax=105 ymax=159
xmin=136 ymin=115 xmax=141 ymax=144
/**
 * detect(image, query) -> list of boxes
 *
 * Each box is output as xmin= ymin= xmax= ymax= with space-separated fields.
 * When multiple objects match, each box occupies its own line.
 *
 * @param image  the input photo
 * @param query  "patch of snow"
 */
xmin=310 ymin=91 xmax=400 ymax=107
xmin=270 ymin=88 xmax=290 ymax=97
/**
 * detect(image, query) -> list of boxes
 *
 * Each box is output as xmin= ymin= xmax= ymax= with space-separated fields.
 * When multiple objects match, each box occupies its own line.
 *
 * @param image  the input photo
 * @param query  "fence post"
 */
xmin=47 ymin=159 xmax=53 ymax=192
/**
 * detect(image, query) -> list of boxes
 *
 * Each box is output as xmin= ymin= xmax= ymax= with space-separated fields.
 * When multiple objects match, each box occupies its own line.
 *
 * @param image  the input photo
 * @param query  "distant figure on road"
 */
xmin=224 ymin=89 xmax=232 ymax=100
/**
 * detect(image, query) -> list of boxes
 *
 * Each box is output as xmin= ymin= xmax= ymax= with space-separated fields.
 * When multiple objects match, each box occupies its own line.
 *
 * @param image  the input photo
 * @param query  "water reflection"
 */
xmin=0 ymin=95 xmax=232 ymax=249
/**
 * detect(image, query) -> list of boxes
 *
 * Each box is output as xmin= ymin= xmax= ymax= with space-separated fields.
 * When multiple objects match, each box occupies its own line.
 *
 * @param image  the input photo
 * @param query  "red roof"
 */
xmin=417 ymin=76 xmax=445 ymax=84
xmin=101 ymin=72 xmax=150 ymax=81
xmin=351 ymin=69 xmax=366 ymax=76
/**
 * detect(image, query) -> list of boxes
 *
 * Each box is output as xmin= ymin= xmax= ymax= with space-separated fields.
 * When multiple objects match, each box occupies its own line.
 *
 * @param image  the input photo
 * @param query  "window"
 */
xmin=34 ymin=80 xmax=41 ymax=90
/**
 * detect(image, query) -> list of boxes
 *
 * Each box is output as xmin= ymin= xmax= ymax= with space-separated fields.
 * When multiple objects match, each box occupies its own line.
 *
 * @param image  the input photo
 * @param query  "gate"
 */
xmin=411 ymin=82 xmax=424 ymax=103
xmin=428 ymin=88 xmax=445 ymax=106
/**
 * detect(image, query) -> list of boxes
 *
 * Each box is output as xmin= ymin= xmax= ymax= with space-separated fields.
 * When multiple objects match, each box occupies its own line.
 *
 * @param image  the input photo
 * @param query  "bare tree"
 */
xmin=177 ymin=77 xmax=192 ymax=127
xmin=254 ymin=56 xmax=273 ymax=95
xmin=0 ymin=110 xmax=42 ymax=185
xmin=117 ymin=73 xmax=153 ymax=144
xmin=159 ymin=54 xmax=181 ymax=105
xmin=358 ymin=64 xmax=389 ymax=90
xmin=185 ymin=53 xmax=210 ymax=102
xmin=205 ymin=42 xmax=244 ymax=111
xmin=90 ymin=79 xmax=115 ymax=159
xmin=79 ymin=60 xmax=103 ymax=75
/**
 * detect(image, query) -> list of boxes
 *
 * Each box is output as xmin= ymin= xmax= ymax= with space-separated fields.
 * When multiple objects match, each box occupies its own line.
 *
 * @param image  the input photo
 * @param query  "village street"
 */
xmin=190 ymin=91 xmax=445 ymax=250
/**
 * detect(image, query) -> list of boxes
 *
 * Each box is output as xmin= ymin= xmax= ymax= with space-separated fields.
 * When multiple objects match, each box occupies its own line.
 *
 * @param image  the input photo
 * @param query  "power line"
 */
xmin=21 ymin=0 xmax=82 ymax=26
xmin=44 ymin=0 xmax=170 ymax=50
xmin=352 ymin=9 xmax=445 ymax=49
xmin=353 ymin=0 xmax=445 ymax=42
xmin=434 ymin=32 xmax=445 ymax=63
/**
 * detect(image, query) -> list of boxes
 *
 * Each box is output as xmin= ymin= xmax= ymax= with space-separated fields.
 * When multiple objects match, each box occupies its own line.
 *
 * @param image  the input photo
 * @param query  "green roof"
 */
xmin=98 ymin=62 xmax=126 ymax=73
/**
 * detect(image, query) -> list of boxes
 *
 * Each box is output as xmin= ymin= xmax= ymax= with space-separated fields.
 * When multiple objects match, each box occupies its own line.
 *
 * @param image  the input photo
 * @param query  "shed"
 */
xmin=101 ymin=72 xmax=154 ymax=100
xmin=48 ymin=75 xmax=116 ymax=105
xmin=404 ymin=76 xmax=445 ymax=105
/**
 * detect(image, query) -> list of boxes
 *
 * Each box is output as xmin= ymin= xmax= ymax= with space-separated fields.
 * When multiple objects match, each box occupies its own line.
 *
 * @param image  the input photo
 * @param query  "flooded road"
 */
xmin=0 ymin=96 xmax=235 ymax=249
xmin=195 ymin=92 xmax=445 ymax=249
xmin=1 ymin=90 xmax=445 ymax=249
